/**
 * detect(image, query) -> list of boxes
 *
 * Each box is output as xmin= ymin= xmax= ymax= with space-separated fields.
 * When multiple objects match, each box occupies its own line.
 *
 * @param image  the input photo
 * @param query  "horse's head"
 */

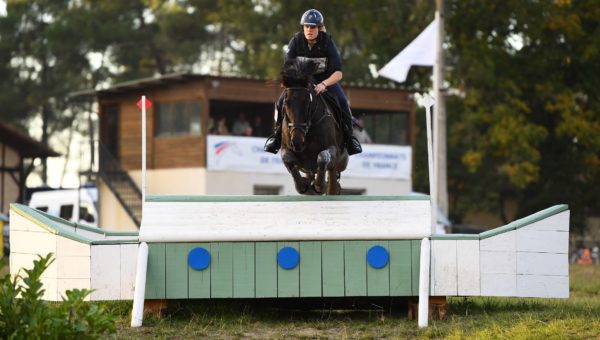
xmin=281 ymin=59 xmax=319 ymax=152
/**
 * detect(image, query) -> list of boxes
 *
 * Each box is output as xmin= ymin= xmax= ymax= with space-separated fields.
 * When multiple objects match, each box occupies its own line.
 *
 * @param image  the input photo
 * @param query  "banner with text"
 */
xmin=206 ymin=135 xmax=411 ymax=179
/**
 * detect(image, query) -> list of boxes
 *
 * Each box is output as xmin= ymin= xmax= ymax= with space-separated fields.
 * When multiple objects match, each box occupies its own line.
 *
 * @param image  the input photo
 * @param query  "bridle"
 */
xmin=283 ymin=85 xmax=329 ymax=136
xmin=284 ymin=86 xmax=314 ymax=136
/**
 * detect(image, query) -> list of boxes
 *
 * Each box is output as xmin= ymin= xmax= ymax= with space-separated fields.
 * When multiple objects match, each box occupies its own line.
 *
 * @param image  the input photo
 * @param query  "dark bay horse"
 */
xmin=279 ymin=60 xmax=348 ymax=195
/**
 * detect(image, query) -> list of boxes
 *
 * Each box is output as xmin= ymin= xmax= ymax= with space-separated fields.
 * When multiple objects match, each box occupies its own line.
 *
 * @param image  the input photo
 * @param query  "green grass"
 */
xmin=111 ymin=265 xmax=600 ymax=339
xmin=2 ymin=258 xmax=599 ymax=338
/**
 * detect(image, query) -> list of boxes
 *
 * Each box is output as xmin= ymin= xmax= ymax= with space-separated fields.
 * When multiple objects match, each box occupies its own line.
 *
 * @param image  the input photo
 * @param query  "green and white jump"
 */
xmin=130 ymin=195 xmax=570 ymax=327
xmin=9 ymin=195 xmax=570 ymax=328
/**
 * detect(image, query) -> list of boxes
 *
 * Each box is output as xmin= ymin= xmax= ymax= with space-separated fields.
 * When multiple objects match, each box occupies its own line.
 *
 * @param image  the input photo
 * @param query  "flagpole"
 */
xmin=434 ymin=0 xmax=448 ymax=217
xmin=141 ymin=96 xmax=147 ymax=212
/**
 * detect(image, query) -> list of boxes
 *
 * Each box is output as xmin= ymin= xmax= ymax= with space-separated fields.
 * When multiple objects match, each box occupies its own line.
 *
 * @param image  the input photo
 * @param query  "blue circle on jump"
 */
xmin=277 ymin=247 xmax=300 ymax=270
xmin=188 ymin=247 xmax=211 ymax=270
xmin=367 ymin=245 xmax=389 ymax=269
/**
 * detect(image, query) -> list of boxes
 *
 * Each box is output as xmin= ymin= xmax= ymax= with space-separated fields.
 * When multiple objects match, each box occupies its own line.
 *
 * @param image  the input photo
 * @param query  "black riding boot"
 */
xmin=343 ymin=110 xmax=362 ymax=155
xmin=264 ymin=120 xmax=282 ymax=154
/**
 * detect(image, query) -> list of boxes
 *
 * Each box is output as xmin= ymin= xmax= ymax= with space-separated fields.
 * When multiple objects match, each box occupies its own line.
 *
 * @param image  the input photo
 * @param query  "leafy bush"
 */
xmin=0 ymin=253 xmax=116 ymax=339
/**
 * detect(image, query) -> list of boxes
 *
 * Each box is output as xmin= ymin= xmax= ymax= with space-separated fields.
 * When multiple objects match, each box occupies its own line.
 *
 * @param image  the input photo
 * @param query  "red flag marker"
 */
xmin=137 ymin=98 xmax=152 ymax=109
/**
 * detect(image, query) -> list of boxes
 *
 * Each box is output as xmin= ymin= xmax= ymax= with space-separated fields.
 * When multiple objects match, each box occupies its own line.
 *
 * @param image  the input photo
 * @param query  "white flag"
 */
xmin=378 ymin=18 xmax=437 ymax=83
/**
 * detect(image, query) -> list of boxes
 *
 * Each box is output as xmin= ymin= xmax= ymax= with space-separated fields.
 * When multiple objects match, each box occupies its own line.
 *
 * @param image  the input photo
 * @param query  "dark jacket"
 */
xmin=286 ymin=31 xmax=342 ymax=83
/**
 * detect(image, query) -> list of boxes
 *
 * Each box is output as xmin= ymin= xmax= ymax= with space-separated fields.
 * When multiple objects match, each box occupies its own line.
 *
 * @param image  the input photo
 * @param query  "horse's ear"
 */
xmin=281 ymin=58 xmax=296 ymax=78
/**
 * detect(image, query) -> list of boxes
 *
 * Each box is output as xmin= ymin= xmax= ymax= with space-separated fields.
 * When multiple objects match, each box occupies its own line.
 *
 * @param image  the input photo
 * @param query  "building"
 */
xmin=74 ymin=73 xmax=416 ymax=230
xmin=0 ymin=122 xmax=60 ymax=215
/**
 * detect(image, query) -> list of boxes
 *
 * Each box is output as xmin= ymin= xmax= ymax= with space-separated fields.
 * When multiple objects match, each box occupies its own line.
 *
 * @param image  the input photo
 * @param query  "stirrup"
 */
xmin=346 ymin=136 xmax=362 ymax=155
xmin=264 ymin=135 xmax=281 ymax=154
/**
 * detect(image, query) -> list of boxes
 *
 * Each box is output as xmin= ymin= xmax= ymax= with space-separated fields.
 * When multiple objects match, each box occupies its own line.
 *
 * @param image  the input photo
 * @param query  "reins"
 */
xmin=284 ymin=84 xmax=335 ymax=136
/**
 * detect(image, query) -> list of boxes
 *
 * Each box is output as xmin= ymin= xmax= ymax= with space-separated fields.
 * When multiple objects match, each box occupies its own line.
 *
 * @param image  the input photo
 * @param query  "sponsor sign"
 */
xmin=207 ymin=135 xmax=411 ymax=179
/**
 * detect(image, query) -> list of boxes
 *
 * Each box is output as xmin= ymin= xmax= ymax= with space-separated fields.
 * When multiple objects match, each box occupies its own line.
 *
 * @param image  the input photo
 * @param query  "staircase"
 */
xmin=99 ymin=145 xmax=142 ymax=227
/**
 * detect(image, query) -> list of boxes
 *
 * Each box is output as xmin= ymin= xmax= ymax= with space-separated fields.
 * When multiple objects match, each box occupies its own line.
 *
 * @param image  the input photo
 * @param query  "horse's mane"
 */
xmin=281 ymin=59 xmax=318 ymax=88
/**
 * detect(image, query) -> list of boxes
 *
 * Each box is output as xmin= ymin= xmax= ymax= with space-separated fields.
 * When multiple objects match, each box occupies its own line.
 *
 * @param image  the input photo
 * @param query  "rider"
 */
xmin=264 ymin=9 xmax=362 ymax=156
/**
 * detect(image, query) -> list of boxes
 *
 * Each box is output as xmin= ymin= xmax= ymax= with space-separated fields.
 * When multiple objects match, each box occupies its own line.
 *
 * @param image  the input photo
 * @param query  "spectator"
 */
xmin=252 ymin=115 xmax=269 ymax=137
xmin=577 ymin=247 xmax=593 ymax=265
xmin=213 ymin=116 xmax=230 ymax=135
xmin=592 ymin=246 xmax=599 ymax=265
xmin=353 ymin=116 xmax=372 ymax=144
xmin=232 ymin=112 xmax=252 ymax=136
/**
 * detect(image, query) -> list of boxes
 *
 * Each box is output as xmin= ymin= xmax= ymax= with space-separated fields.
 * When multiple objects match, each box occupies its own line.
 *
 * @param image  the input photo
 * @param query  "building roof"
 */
xmin=70 ymin=72 xmax=410 ymax=99
xmin=0 ymin=122 xmax=60 ymax=158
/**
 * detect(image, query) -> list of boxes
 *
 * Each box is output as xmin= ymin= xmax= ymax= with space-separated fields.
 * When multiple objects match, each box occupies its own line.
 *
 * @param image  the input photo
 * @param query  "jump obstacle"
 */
xmin=8 ymin=198 xmax=570 ymax=326
xmin=7 ymin=96 xmax=570 ymax=329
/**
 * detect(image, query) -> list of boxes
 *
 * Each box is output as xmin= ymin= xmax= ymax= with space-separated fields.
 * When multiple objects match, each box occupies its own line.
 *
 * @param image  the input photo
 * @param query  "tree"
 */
xmin=0 ymin=0 xmax=96 ymax=181
xmin=445 ymin=0 xmax=600 ymax=230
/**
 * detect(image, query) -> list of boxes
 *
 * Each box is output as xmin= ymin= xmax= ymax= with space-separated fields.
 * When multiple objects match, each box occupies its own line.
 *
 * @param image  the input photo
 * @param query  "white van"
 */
xmin=28 ymin=188 xmax=98 ymax=227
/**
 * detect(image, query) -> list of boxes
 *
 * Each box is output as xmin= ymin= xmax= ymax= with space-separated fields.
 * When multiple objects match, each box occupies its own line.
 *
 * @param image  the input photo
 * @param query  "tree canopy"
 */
xmin=443 ymin=0 xmax=600 ymax=230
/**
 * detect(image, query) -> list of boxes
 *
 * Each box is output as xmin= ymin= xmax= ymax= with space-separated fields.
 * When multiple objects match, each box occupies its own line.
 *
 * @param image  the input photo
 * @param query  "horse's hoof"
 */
xmin=312 ymin=183 xmax=325 ymax=195
xmin=295 ymin=178 xmax=312 ymax=194
xmin=312 ymin=184 xmax=320 ymax=194
xmin=297 ymin=184 xmax=309 ymax=194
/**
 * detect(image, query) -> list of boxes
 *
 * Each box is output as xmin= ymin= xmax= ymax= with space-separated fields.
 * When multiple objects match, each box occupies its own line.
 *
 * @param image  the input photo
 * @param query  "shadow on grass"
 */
xmin=161 ymin=297 xmax=412 ymax=322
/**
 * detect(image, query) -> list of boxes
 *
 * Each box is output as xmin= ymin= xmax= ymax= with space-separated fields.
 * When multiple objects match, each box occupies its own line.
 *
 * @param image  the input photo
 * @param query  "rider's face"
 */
xmin=303 ymin=25 xmax=319 ymax=42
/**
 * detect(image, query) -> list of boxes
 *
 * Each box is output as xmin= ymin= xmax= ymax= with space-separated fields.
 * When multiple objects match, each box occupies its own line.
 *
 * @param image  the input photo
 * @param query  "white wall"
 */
xmin=98 ymin=179 xmax=138 ymax=231
xmin=0 ymin=142 xmax=21 ymax=214
xmin=129 ymin=168 xmax=208 ymax=195
xmin=205 ymin=171 xmax=411 ymax=195
xmin=132 ymin=167 xmax=410 ymax=196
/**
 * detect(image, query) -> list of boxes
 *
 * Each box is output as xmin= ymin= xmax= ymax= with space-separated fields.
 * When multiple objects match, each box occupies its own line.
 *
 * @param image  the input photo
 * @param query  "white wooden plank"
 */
xmin=140 ymin=200 xmax=432 ymax=242
xmin=430 ymin=240 xmax=457 ymax=296
xmin=106 ymin=235 xmax=138 ymax=241
xmin=527 ymin=211 xmax=570 ymax=231
xmin=57 ymin=279 xmax=92 ymax=301
xmin=9 ymin=211 xmax=54 ymax=232
xmin=56 ymin=236 xmax=90 ymax=257
xmin=517 ymin=275 xmax=569 ymax=298
xmin=457 ymin=240 xmax=480 ymax=296
xmin=90 ymin=245 xmax=121 ymax=300
xmin=481 ymin=273 xmax=516 ymax=296
xmin=10 ymin=252 xmax=58 ymax=279
xmin=120 ymin=244 xmax=139 ymax=300
xmin=480 ymin=251 xmax=516 ymax=274
xmin=41 ymin=278 xmax=58 ymax=301
xmin=75 ymin=228 xmax=105 ymax=239
xmin=480 ymin=231 xmax=515 ymax=252
xmin=56 ymin=256 xmax=91 ymax=279
xmin=516 ymin=252 xmax=568 ymax=276
xmin=10 ymin=230 xmax=56 ymax=255
xmin=517 ymin=229 xmax=568 ymax=254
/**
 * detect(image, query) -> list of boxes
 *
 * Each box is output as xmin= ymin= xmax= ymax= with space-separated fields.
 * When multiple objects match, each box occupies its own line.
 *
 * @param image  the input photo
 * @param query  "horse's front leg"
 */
xmin=327 ymin=166 xmax=341 ymax=195
xmin=315 ymin=147 xmax=336 ymax=194
xmin=282 ymin=149 xmax=312 ymax=194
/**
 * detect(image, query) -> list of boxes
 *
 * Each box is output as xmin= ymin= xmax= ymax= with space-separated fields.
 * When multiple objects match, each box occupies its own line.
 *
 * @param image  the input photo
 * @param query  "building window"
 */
xmin=254 ymin=185 xmax=281 ymax=195
xmin=155 ymin=101 xmax=201 ymax=137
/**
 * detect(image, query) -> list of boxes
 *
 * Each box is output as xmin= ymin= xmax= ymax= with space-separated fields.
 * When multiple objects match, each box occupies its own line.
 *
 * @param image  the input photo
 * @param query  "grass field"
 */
xmin=2 ymin=258 xmax=599 ymax=338
xmin=110 ymin=265 xmax=600 ymax=339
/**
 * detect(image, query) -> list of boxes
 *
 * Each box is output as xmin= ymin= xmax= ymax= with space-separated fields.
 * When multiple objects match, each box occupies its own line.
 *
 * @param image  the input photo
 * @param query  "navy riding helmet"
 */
xmin=300 ymin=9 xmax=323 ymax=27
